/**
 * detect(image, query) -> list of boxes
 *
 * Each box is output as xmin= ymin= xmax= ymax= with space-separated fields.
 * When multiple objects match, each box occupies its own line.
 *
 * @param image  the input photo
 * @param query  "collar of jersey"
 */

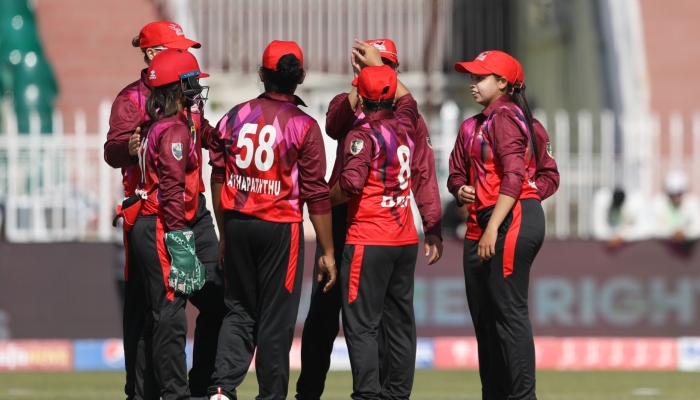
xmin=258 ymin=91 xmax=307 ymax=107
xmin=355 ymin=109 xmax=395 ymax=126
xmin=139 ymin=68 xmax=153 ymax=89
xmin=482 ymin=94 xmax=512 ymax=117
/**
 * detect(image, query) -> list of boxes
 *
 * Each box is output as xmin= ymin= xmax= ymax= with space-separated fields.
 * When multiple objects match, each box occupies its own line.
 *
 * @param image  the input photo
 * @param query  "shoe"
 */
xmin=209 ymin=388 xmax=230 ymax=400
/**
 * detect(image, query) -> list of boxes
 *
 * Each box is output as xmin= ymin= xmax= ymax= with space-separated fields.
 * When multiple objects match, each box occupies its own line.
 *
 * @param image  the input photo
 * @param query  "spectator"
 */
xmin=592 ymin=187 xmax=650 ymax=248
xmin=652 ymin=170 xmax=700 ymax=244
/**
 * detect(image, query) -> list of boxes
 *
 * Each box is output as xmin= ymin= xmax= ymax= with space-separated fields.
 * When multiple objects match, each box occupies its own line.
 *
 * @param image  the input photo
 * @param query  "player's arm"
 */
xmin=298 ymin=121 xmax=336 ymax=292
xmin=326 ymin=93 xmax=357 ymax=140
xmin=157 ymin=125 xmax=190 ymax=232
xmin=532 ymin=120 xmax=560 ymax=200
xmin=478 ymin=112 xmax=527 ymax=261
xmin=105 ymin=96 xmax=144 ymax=168
xmin=331 ymin=129 xmax=373 ymax=206
xmin=209 ymin=115 xmax=229 ymax=269
xmin=447 ymin=119 xmax=475 ymax=206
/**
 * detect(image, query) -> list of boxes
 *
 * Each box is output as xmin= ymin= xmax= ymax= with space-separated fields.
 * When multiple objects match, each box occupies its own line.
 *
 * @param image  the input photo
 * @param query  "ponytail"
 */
xmin=508 ymin=82 xmax=540 ymax=166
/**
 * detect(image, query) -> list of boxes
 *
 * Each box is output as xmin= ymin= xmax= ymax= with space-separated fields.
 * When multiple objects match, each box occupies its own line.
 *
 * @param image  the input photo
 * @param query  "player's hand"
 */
xmin=477 ymin=227 xmax=497 ymax=261
xmin=424 ymin=235 xmax=443 ymax=265
xmin=458 ymin=185 xmax=475 ymax=204
xmin=129 ymin=128 xmax=141 ymax=156
xmin=217 ymin=239 xmax=225 ymax=270
xmin=351 ymin=52 xmax=362 ymax=78
xmin=317 ymin=254 xmax=337 ymax=293
xmin=352 ymin=39 xmax=383 ymax=68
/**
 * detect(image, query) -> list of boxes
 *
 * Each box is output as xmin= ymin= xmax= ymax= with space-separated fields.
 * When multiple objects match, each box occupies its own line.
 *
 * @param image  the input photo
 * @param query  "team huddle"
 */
xmin=105 ymin=21 xmax=558 ymax=400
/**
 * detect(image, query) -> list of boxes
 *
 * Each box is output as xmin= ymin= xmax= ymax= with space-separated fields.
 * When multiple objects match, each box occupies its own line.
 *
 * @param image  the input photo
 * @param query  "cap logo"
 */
xmin=476 ymin=51 xmax=490 ymax=61
xmin=169 ymin=23 xmax=184 ymax=36
xmin=350 ymin=139 xmax=364 ymax=155
xmin=149 ymin=70 xmax=156 ymax=80
xmin=371 ymin=41 xmax=387 ymax=51
xmin=172 ymin=143 xmax=183 ymax=160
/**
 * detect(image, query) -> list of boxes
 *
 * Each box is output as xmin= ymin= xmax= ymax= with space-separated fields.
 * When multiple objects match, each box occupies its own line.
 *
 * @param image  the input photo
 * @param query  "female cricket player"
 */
xmin=448 ymin=50 xmax=546 ymax=400
xmin=104 ymin=21 xmax=226 ymax=400
xmin=207 ymin=40 xmax=336 ymax=400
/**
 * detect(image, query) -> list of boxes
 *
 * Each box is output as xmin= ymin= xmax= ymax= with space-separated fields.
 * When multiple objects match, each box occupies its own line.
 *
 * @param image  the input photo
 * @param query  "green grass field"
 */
xmin=0 ymin=370 xmax=699 ymax=399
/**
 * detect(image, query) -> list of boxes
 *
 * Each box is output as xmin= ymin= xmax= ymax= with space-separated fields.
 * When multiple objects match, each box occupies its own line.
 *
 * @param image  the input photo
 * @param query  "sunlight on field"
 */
xmin=0 ymin=370 xmax=699 ymax=400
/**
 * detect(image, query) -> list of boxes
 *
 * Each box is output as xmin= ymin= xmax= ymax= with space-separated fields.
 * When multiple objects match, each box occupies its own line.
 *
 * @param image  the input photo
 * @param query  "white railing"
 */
xmin=178 ymin=0 xmax=452 ymax=74
xmin=2 ymin=98 xmax=699 ymax=242
xmin=0 ymin=102 xmax=122 ymax=242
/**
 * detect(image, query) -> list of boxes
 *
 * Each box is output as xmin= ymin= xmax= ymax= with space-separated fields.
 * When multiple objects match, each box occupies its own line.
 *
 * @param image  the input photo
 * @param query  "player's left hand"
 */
xmin=478 ymin=227 xmax=497 ymax=261
xmin=424 ymin=235 xmax=443 ymax=265
xmin=129 ymin=127 xmax=141 ymax=156
xmin=352 ymin=39 xmax=383 ymax=68
xmin=318 ymin=254 xmax=337 ymax=292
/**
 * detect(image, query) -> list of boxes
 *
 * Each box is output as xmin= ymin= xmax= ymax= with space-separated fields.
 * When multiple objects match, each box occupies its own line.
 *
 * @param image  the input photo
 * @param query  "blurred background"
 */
xmin=1 ymin=0 xmax=700 ymax=379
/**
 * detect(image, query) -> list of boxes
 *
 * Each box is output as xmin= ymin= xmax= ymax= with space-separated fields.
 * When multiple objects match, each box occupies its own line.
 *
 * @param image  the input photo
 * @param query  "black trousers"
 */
xmin=296 ymin=204 xmax=347 ymax=400
xmin=122 ymin=229 xmax=152 ymax=400
xmin=341 ymin=244 xmax=418 ymax=400
xmin=130 ymin=194 xmax=226 ymax=400
xmin=210 ymin=211 xmax=305 ymax=400
xmin=467 ymin=199 xmax=545 ymax=400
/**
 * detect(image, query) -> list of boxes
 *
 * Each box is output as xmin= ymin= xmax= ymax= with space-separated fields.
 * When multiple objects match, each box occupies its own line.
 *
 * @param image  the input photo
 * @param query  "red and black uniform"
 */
xmin=297 ymin=92 xmax=442 ymax=400
xmin=208 ymin=92 xmax=330 ymax=400
xmin=448 ymin=95 xmax=548 ymax=400
xmin=337 ymin=95 xmax=420 ymax=400
xmin=105 ymin=70 xmax=226 ymax=400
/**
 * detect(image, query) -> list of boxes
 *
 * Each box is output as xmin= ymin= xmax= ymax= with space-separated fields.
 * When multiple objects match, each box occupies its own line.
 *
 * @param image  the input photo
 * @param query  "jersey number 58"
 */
xmin=235 ymin=123 xmax=276 ymax=172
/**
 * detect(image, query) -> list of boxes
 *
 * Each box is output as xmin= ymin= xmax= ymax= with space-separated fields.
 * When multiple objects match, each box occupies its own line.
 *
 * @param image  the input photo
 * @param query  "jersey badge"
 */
xmin=546 ymin=142 xmax=554 ymax=159
xmin=172 ymin=143 xmax=183 ymax=160
xmin=350 ymin=139 xmax=364 ymax=155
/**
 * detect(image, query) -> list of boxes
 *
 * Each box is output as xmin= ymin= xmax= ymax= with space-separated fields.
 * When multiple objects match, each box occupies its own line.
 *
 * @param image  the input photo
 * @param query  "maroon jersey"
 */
xmin=137 ymin=113 xmax=200 ymax=231
xmin=105 ymin=69 xmax=151 ymax=197
xmin=449 ymin=110 xmax=557 ymax=240
xmin=325 ymin=93 xmax=443 ymax=239
xmin=339 ymin=96 xmax=420 ymax=246
xmin=105 ymin=69 xmax=215 ymax=198
xmin=210 ymin=92 xmax=331 ymax=222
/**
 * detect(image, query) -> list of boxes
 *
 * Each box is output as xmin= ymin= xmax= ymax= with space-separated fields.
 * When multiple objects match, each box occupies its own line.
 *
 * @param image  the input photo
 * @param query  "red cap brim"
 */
xmin=164 ymin=37 xmax=202 ymax=50
xmin=454 ymin=61 xmax=492 ymax=75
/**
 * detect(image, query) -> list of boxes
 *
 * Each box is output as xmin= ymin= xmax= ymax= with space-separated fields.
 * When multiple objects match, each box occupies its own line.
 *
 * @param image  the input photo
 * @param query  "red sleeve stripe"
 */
xmin=285 ymin=222 xmax=300 ymax=293
xmin=348 ymin=245 xmax=365 ymax=303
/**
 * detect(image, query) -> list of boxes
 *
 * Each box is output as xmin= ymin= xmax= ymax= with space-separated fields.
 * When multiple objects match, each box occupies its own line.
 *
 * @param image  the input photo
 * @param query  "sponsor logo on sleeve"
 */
xmin=172 ymin=143 xmax=183 ymax=160
xmin=350 ymin=139 xmax=364 ymax=155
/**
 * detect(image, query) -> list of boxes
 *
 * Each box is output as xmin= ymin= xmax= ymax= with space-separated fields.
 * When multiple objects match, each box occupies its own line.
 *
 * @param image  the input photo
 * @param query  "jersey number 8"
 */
xmin=235 ymin=123 xmax=276 ymax=172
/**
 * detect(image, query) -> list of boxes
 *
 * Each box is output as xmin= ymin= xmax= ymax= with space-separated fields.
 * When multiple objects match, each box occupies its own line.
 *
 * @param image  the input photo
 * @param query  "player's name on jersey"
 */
xmin=227 ymin=174 xmax=281 ymax=196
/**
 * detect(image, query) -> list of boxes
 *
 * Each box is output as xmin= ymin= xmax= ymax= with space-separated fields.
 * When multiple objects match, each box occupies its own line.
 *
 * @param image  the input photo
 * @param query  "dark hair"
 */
xmin=132 ymin=36 xmax=151 ymax=64
xmin=260 ymin=54 xmax=304 ymax=95
xmin=146 ymin=81 xmax=183 ymax=122
xmin=504 ymin=79 xmax=540 ymax=166
xmin=362 ymin=98 xmax=394 ymax=112
xmin=384 ymin=60 xmax=400 ymax=74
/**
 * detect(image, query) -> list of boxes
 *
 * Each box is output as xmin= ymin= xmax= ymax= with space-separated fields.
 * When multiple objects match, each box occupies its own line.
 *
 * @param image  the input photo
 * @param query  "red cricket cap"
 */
xmin=139 ymin=21 xmax=201 ymax=50
xmin=352 ymin=65 xmax=397 ymax=102
xmin=366 ymin=38 xmax=399 ymax=64
xmin=147 ymin=49 xmax=209 ymax=87
xmin=262 ymin=40 xmax=304 ymax=71
xmin=454 ymin=50 xmax=523 ymax=85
